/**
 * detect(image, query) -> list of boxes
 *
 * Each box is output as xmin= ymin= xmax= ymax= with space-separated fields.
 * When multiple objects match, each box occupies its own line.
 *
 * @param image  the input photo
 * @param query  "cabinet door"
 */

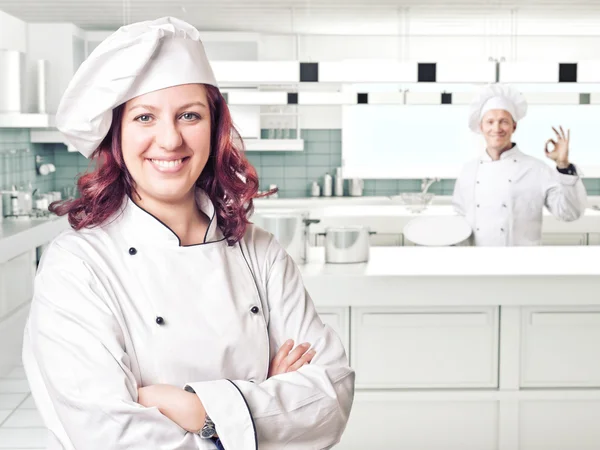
xmin=337 ymin=393 xmax=498 ymax=450
xmin=541 ymin=233 xmax=587 ymax=246
xmin=0 ymin=302 xmax=30 ymax=378
xmin=317 ymin=307 xmax=350 ymax=357
xmin=0 ymin=250 xmax=35 ymax=320
xmin=352 ymin=306 xmax=499 ymax=389
xmin=520 ymin=400 xmax=600 ymax=450
xmin=521 ymin=307 xmax=600 ymax=388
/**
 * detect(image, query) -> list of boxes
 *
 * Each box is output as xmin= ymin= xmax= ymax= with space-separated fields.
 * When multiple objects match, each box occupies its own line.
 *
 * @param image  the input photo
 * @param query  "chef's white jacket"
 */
xmin=452 ymin=146 xmax=587 ymax=246
xmin=22 ymin=190 xmax=355 ymax=449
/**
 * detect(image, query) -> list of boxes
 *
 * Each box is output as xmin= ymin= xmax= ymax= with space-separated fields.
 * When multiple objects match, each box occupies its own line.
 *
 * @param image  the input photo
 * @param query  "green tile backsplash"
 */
xmin=251 ymin=129 xmax=458 ymax=198
xmin=0 ymin=129 xmax=55 ymax=194
xmin=2 ymin=128 xmax=600 ymax=200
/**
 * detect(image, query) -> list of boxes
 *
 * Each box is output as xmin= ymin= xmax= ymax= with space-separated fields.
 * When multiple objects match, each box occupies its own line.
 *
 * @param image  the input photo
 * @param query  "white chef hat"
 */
xmin=468 ymin=83 xmax=528 ymax=133
xmin=56 ymin=16 xmax=219 ymax=158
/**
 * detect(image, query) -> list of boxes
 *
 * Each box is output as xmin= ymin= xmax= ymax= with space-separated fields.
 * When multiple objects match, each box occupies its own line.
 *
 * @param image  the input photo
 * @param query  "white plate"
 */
xmin=403 ymin=215 xmax=473 ymax=246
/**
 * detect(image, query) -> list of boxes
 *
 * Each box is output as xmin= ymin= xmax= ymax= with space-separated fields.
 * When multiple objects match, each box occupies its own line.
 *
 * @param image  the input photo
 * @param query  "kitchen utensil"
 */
xmin=320 ymin=226 xmax=373 ymax=264
xmin=349 ymin=178 xmax=364 ymax=196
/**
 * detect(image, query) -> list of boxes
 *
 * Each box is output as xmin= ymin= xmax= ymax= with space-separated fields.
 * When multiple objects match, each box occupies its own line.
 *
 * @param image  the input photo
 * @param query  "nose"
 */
xmin=155 ymin=119 xmax=183 ymax=151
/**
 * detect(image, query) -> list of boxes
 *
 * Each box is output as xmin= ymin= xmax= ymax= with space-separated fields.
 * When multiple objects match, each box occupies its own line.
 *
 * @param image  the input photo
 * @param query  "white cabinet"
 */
xmin=0 ymin=249 xmax=35 ymax=378
xmin=0 ymin=250 xmax=35 ymax=320
xmin=316 ymin=307 xmax=349 ymax=357
xmin=351 ymin=307 xmax=499 ymax=389
xmin=541 ymin=233 xmax=587 ymax=246
xmin=0 ymin=302 xmax=30 ymax=378
xmin=337 ymin=393 xmax=498 ymax=450
xmin=520 ymin=400 xmax=600 ymax=450
xmin=521 ymin=307 xmax=600 ymax=388
xmin=229 ymin=105 xmax=260 ymax=139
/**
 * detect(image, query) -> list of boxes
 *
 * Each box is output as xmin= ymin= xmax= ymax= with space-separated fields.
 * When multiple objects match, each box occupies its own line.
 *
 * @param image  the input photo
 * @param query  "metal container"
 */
xmin=322 ymin=226 xmax=373 ymax=264
xmin=252 ymin=210 xmax=320 ymax=264
xmin=349 ymin=178 xmax=364 ymax=196
xmin=37 ymin=59 xmax=48 ymax=114
xmin=0 ymin=50 xmax=26 ymax=113
xmin=334 ymin=167 xmax=344 ymax=196
xmin=310 ymin=181 xmax=320 ymax=197
xmin=322 ymin=173 xmax=332 ymax=197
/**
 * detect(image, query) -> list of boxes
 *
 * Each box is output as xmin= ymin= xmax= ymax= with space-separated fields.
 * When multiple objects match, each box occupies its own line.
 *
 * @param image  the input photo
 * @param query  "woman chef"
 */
xmin=22 ymin=17 xmax=354 ymax=450
xmin=452 ymin=83 xmax=587 ymax=246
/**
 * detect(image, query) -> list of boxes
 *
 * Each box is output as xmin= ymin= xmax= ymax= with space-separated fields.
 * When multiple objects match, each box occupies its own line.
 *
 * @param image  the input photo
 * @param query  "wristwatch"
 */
xmin=557 ymin=163 xmax=577 ymax=176
xmin=200 ymin=414 xmax=217 ymax=439
xmin=183 ymin=385 xmax=217 ymax=439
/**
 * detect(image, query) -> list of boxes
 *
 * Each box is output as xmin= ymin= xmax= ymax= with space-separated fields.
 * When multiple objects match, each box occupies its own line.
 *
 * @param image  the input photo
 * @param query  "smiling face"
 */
xmin=480 ymin=109 xmax=517 ymax=153
xmin=120 ymin=83 xmax=211 ymax=205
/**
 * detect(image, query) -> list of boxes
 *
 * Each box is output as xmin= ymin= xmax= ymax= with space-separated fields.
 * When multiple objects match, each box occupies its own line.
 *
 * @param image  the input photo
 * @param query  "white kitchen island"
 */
xmin=301 ymin=246 xmax=600 ymax=450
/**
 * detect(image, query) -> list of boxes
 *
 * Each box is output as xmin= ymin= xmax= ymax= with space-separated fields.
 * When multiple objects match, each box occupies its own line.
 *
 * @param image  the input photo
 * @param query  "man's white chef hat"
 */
xmin=56 ymin=16 xmax=219 ymax=158
xmin=468 ymin=83 xmax=528 ymax=133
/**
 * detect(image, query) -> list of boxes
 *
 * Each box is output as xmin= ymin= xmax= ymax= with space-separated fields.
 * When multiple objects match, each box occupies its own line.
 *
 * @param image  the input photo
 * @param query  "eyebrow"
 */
xmin=128 ymin=101 xmax=208 ymax=113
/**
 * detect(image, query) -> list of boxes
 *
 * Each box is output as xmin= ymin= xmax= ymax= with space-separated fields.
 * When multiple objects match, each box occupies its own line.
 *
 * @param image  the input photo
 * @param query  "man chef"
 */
xmin=452 ymin=83 xmax=587 ymax=246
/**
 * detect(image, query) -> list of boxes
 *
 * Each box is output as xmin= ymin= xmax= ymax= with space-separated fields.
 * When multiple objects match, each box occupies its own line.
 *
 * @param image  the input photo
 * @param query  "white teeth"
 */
xmin=151 ymin=158 xmax=183 ymax=168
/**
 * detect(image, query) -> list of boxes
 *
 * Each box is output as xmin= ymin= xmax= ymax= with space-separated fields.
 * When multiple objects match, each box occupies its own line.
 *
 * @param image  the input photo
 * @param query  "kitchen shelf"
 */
xmin=0 ymin=114 xmax=55 ymax=128
xmin=242 ymin=138 xmax=304 ymax=152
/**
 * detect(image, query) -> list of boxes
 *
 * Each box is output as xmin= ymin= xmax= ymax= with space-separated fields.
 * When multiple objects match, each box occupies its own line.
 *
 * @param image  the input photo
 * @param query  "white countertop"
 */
xmin=253 ymin=195 xmax=600 ymax=235
xmin=0 ymin=216 xmax=70 ymax=264
xmin=309 ymin=204 xmax=600 ymax=234
xmin=301 ymin=246 xmax=600 ymax=277
xmin=300 ymin=247 xmax=600 ymax=307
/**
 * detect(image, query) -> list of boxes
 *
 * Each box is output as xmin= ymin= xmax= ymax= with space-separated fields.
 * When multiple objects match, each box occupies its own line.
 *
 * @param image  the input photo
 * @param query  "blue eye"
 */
xmin=135 ymin=114 xmax=152 ymax=123
xmin=181 ymin=112 xmax=200 ymax=121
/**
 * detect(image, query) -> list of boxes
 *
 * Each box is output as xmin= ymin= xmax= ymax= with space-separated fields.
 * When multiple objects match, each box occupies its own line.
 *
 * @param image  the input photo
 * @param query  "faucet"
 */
xmin=421 ymin=178 xmax=440 ymax=194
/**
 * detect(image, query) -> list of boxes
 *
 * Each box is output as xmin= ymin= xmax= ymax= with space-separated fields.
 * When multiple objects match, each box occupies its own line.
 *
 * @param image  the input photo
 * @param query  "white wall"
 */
xmin=0 ymin=9 xmax=27 ymax=52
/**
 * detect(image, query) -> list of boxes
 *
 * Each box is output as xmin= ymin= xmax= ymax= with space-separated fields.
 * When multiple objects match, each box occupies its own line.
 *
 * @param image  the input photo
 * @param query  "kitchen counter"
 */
xmin=300 ymin=246 xmax=600 ymax=307
xmin=253 ymin=196 xmax=600 ymax=235
xmin=309 ymin=204 xmax=600 ymax=234
xmin=0 ymin=215 xmax=70 ymax=264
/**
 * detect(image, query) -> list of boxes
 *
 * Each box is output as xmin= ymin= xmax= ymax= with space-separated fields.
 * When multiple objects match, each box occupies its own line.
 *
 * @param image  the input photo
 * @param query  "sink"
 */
xmin=391 ymin=192 xmax=435 ymax=213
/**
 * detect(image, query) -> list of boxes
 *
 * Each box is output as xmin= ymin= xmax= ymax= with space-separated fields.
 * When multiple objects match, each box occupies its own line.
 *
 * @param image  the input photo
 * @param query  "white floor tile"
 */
xmin=2 ymin=409 xmax=44 ymax=428
xmin=0 ymin=395 xmax=27 ymax=410
xmin=0 ymin=410 xmax=12 ymax=425
xmin=18 ymin=396 xmax=37 ymax=410
xmin=4 ymin=367 xmax=26 ymax=380
xmin=0 ymin=428 xmax=47 ymax=448
xmin=0 ymin=380 xmax=30 ymax=394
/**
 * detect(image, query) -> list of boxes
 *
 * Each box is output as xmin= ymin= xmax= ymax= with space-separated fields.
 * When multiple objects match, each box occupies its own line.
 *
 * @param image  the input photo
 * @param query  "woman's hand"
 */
xmin=268 ymin=339 xmax=316 ymax=378
xmin=545 ymin=126 xmax=570 ymax=168
xmin=138 ymin=384 xmax=205 ymax=433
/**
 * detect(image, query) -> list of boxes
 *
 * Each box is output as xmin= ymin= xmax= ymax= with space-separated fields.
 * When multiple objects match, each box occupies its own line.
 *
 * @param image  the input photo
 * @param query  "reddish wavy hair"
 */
xmin=50 ymin=84 xmax=265 ymax=245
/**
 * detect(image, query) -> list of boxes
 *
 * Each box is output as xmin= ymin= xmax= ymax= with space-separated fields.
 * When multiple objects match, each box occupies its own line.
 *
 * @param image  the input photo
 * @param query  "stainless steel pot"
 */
xmin=320 ymin=226 xmax=374 ymax=264
xmin=252 ymin=209 xmax=320 ymax=264
xmin=349 ymin=178 xmax=364 ymax=197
